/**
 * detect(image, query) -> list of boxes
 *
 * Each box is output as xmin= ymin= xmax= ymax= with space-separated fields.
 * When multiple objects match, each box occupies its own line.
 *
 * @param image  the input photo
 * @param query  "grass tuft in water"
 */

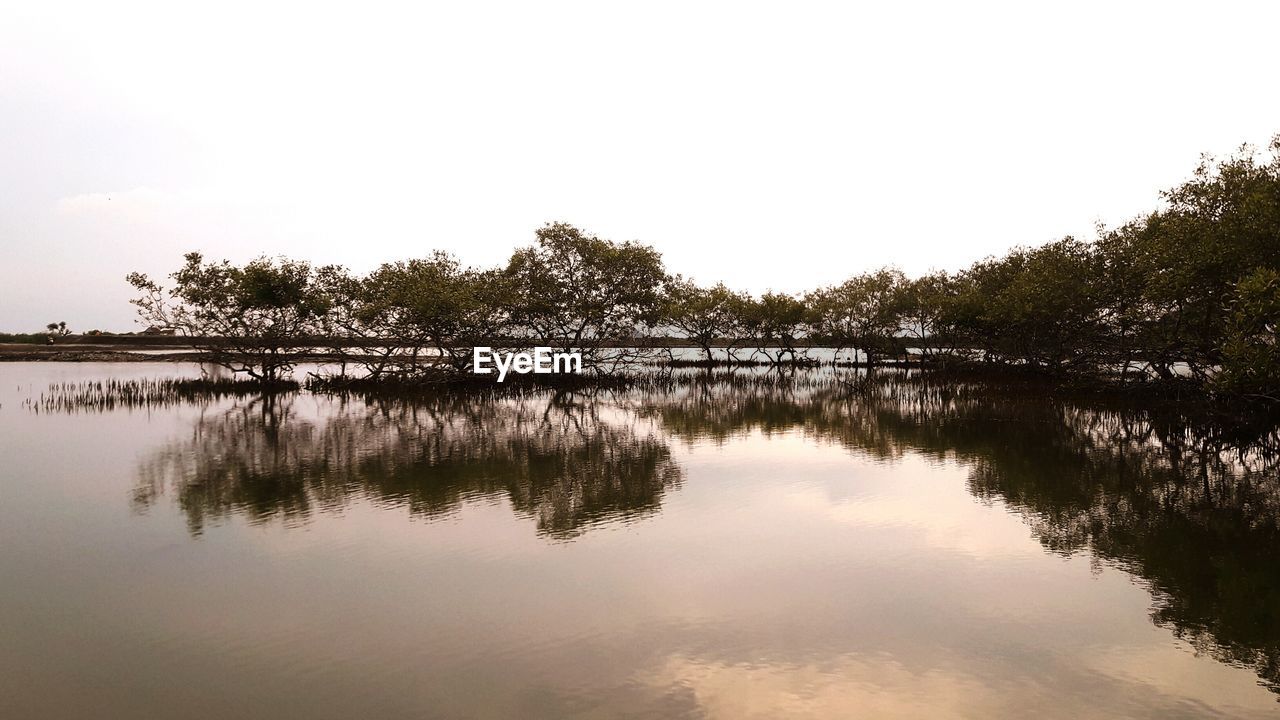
xmin=27 ymin=377 xmax=298 ymax=413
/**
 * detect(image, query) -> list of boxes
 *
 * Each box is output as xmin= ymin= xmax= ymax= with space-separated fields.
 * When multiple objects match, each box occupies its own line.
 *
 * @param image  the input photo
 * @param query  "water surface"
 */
xmin=1 ymin=362 xmax=1277 ymax=718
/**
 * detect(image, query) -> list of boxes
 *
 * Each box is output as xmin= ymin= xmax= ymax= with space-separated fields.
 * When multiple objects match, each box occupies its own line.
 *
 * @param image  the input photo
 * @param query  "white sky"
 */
xmin=2 ymin=0 xmax=1278 ymax=331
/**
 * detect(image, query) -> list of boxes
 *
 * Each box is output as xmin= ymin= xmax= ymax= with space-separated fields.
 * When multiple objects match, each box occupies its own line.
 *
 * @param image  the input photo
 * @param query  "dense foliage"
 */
xmin=126 ymin=138 xmax=1280 ymax=398
xmin=128 ymin=253 xmax=333 ymax=380
xmin=505 ymin=222 xmax=668 ymax=369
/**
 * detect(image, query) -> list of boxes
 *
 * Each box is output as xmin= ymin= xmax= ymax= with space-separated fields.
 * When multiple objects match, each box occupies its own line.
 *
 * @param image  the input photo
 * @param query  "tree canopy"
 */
xmin=124 ymin=135 xmax=1280 ymax=400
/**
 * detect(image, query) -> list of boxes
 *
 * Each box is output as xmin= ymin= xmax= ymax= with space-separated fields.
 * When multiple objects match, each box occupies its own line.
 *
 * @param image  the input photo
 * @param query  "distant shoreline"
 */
xmin=0 ymin=335 xmax=939 ymax=363
xmin=0 ymin=343 xmax=925 ymax=367
xmin=0 ymin=334 xmax=936 ymax=349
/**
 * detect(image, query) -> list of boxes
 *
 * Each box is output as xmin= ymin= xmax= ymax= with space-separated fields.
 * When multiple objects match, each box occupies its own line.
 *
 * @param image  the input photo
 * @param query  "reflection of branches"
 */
xmin=127 ymin=370 xmax=1280 ymax=694
xmin=133 ymin=391 xmax=683 ymax=539
xmin=641 ymin=374 xmax=1280 ymax=696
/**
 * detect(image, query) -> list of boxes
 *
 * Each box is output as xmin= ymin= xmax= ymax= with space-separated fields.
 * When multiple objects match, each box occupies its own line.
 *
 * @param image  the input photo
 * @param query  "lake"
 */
xmin=1 ymin=362 xmax=1277 ymax=719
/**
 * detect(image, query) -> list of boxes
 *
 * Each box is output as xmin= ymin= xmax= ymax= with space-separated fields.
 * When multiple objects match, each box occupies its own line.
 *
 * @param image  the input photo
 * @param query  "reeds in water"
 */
xmin=27 ymin=377 xmax=298 ymax=413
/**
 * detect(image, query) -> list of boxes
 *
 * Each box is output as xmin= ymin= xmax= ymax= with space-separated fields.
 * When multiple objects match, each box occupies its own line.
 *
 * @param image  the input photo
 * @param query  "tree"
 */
xmin=1132 ymin=141 xmax=1280 ymax=378
xmin=505 ymin=222 xmax=668 ymax=371
xmin=1092 ymin=221 xmax=1152 ymax=379
xmin=662 ymin=277 xmax=747 ymax=363
xmin=1217 ymin=267 xmax=1280 ymax=400
xmin=365 ymin=253 xmax=509 ymax=374
xmin=318 ymin=253 xmax=510 ymax=378
xmin=896 ymin=271 xmax=958 ymax=360
xmin=741 ymin=292 xmax=808 ymax=365
xmin=114 ymin=133 xmax=1280 ymax=394
xmin=128 ymin=253 xmax=332 ymax=381
xmin=807 ymin=269 xmax=905 ymax=366
xmin=950 ymin=240 xmax=1102 ymax=370
xmin=45 ymin=321 xmax=70 ymax=337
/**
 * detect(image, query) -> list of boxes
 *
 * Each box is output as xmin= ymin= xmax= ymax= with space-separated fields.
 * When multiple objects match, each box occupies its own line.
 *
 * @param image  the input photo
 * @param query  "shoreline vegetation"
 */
xmin=6 ymin=138 xmax=1280 ymax=412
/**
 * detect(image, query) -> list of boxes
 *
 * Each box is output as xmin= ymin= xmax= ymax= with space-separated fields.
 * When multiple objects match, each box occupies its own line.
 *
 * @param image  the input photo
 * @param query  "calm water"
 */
xmin=1 ymin=362 xmax=1278 ymax=719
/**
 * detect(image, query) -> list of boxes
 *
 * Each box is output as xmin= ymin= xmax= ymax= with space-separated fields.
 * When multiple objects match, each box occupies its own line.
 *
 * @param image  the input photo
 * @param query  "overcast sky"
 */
xmin=2 ymin=1 xmax=1278 ymax=331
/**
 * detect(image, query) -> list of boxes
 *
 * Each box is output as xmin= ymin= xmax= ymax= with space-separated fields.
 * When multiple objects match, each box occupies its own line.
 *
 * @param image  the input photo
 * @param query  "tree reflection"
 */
xmin=640 ymin=374 xmax=1280 ymax=696
xmin=133 ymin=389 xmax=683 ymax=539
xmin=130 ymin=372 xmax=1280 ymax=694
